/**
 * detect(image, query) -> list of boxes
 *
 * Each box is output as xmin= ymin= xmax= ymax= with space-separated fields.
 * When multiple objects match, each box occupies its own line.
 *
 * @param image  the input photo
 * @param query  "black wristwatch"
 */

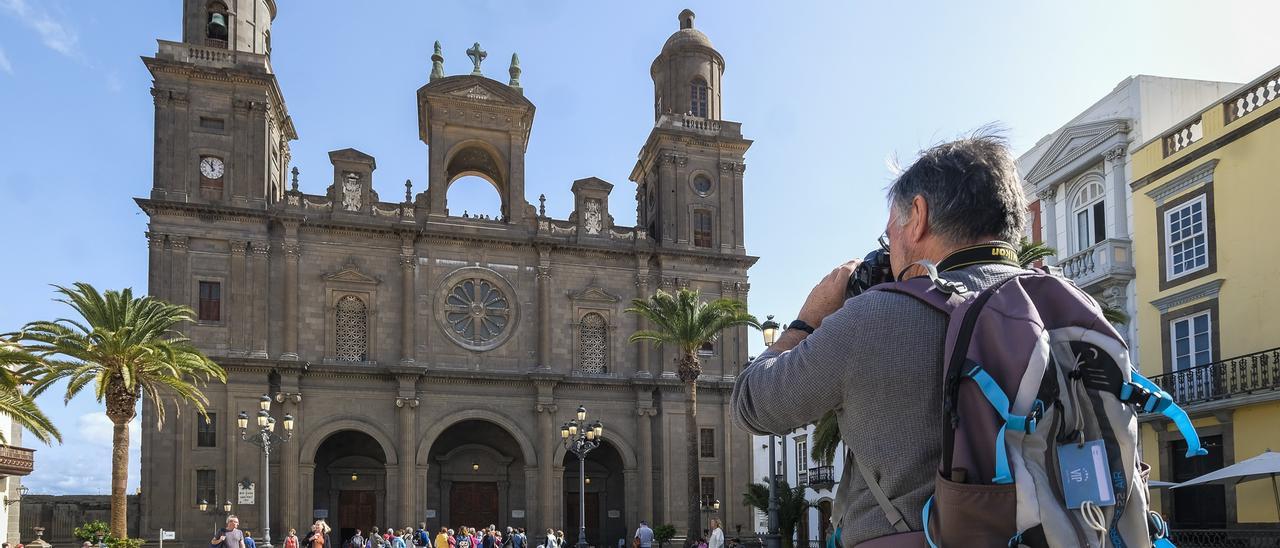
xmin=787 ymin=319 xmax=815 ymax=334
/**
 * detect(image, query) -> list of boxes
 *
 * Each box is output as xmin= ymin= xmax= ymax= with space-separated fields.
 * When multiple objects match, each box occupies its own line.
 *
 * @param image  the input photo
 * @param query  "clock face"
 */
xmin=200 ymin=157 xmax=225 ymax=179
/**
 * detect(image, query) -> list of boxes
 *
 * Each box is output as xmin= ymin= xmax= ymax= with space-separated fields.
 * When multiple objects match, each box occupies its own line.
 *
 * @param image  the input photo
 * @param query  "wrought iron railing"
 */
xmin=1146 ymin=347 xmax=1280 ymax=406
xmin=807 ymin=465 xmax=836 ymax=489
xmin=1168 ymin=528 xmax=1280 ymax=547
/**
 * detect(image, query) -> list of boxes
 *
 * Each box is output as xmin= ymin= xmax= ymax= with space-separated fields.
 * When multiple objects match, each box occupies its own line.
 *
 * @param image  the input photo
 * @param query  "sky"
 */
xmin=0 ymin=0 xmax=1276 ymax=495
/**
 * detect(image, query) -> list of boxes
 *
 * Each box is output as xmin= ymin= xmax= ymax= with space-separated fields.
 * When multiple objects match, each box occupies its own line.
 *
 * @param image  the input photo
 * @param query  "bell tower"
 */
xmin=144 ymin=0 xmax=295 ymax=207
xmin=631 ymin=10 xmax=749 ymax=253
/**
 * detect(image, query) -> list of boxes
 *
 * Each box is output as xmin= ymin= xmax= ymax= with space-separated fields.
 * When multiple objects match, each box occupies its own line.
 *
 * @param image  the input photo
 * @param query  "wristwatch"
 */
xmin=786 ymin=319 xmax=815 ymax=334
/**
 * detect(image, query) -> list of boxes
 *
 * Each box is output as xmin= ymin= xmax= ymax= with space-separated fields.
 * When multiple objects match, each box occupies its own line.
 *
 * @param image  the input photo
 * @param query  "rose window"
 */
xmin=444 ymin=278 xmax=511 ymax=347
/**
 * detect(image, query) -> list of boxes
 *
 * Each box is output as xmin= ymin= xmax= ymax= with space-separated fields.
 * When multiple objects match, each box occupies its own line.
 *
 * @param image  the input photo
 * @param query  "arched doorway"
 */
xmin=425 ymin=420 xmax=529 ymax=529
xmin=562 ymin=440 xmax=626 ymax=548
xmin=314 ymin=430 xmax=389 ymax=542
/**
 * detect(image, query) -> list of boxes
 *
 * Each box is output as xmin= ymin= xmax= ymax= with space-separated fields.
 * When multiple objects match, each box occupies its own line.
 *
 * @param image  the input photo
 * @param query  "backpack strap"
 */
xmin=850 ymin=450 xmax=911 ymax=533
xmin=961 ymin=362 xmax=1045 ymax=484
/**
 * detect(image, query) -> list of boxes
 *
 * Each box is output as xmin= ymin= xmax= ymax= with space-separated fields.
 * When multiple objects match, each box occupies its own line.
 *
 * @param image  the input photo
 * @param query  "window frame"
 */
xmin=334 ymin=294 xmax=370 ymax=362
xmin=690 ymin=78 xmax=709 ymax=118
xmin=1070 ymin=178 xmax=1106 ymax=253
xmin=1169 ymin=310 xmax=1213 ymax=372
xmin=1164 ymin=195 xmax=1210 ymax=281
xmin=576 ymin=312 xmax=610 ymax=375
xmin=1159 ymin=298 xmax=1220 ymax=376
xmin=196 ymin=412 xmax=218 ymax=448
xmin=195 ymin=469 xmax=217 ymax=507
xmin=693 ymin=209 xmax=714 ymax=248
xmin=700 ymin=476 xmax=716 ymax=506
xmin=1156 ymin=183 xmax=1217 ymax=291
xmin=197 ymin=280 xmax=222 ymax=323
xmin=699 ymin=427 xmax=716 ymax=458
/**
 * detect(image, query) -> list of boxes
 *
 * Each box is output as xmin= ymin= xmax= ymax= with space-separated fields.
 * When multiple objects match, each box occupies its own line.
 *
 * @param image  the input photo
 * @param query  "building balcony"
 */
xmin=1057 ymin=238 xmax=1135 ymax=290
xmin=806 ymin=465 xmax=836 ymax=489
xmin=1146 ymin=347 xmax=1280 ymax=407
xmin=156 ymin=39 xmax=272 ymax=73
xmin=0 ymin=445 xmax=35 ymax=477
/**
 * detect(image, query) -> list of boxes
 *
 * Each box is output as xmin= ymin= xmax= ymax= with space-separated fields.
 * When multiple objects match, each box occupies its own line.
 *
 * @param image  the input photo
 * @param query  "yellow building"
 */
xmin=1130 ymin=64 xmax=1280 ymax=530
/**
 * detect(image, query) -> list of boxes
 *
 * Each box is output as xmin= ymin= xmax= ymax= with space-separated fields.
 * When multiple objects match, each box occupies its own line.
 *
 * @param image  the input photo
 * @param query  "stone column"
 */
xmin=169 ymin=235 xmax=190 ymax=309
xmin=718 ymin=162 xmax=734 ymax=252
xmin=635 ymin=258 xmax=651 ymax=376
xmin=427 ymin=122 xmax=447 ymax=216
xmin=1036 ymin=188 xmax=1058 ymax=262
xmin=147 ymin=232 xmax=166 ymax=298
xmin=733 ymin=163 xmax=747 ymax=251
xmin=534 ymin=396 xmax=558 ymax=529
xmin=282 ymin=241 xmax=300 ymax=360
xmin=1105 ymin=145 xmax=1130 ymax=237
xmin=673 ymin=155 xmax=689 ymax=245
xmin=659 ymin=154 xmax=678 ymax=244
xmin=537 ymin=246 xmax=552 ymax=369
xmin=279 ymin=377 xmax=302 ymax=530
xmin=400 ymin=233 xmax=417 ymax=364
xmin=229 ymin=240 xmax=248 ymax=353
xmin=396 ymin=378 xmax=419 ymax=525
xmin=507 ymin=132 xmax=527 ymax=224
xmin=250 ymin=241 xmax=270 ymax=358
xmin=636 ymin=395 xmax=656 ymax=522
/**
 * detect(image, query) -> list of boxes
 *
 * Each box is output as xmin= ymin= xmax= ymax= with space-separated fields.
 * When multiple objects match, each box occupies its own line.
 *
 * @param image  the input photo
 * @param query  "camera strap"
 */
xmin=935 ymin=241 xmax=1020 ymax=272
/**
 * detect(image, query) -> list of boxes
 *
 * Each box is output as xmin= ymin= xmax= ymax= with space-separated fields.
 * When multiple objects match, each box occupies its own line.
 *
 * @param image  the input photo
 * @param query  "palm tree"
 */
xmin=21 ymin=283 xmax=226 ymax=539
xmin=0 ymin=335 xmax=61 ymax=444
xmin=1016 ymin=239 xmax=1130 ymax=324
xmin=627 ymin=288 xmax=759 ymax=540
xmin=743 ymin=479 xmax=813 ymax=548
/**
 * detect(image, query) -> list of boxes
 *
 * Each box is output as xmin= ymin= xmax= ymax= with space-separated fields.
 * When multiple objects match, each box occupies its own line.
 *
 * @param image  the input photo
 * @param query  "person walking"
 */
xmin=632 ymin=522 xmax=653 ymax=548
xmin=243 ymin=530 xmax=257 ymax=548
xmin=305 ymin=520 xmax=331 ymax=548
xmin=286 ymin=529 xmax=300 ymax=548
xmin=707 ymin=520 xmax=723 ymax=548
xmin=512 ymin=529 xmax=525 ymax=548
xmin=212 ymin=516 xmax=247 ymax=548
xmin=392 ymin=530 xmax=407 ymax=548
xmin=543 ymin=529 xmax=557 ymax=548
xmin=435 ymin=529 xmax=450 ymax=548
xmin=350 ymin=529 xmax=365 ymax=548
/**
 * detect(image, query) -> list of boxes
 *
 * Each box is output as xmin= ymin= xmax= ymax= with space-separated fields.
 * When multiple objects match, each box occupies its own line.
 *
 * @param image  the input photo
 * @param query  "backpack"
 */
xmin=855 ymin=266 xmax=1201 ymax=547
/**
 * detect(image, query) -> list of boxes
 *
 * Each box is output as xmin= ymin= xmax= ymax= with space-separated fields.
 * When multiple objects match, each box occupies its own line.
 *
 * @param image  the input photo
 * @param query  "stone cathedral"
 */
xmin=138 ymin=2 xmax=756 ymax=545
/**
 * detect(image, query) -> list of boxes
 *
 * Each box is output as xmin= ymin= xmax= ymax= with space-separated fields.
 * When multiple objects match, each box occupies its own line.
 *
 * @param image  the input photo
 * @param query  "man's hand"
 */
xmin=796 ymin=259 xmax=861 ymax=328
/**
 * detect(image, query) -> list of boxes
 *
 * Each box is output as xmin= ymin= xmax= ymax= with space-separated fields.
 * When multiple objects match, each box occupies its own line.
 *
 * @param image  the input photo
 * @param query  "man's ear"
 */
xmin=908 ymin=195 xmax=929 ymax=243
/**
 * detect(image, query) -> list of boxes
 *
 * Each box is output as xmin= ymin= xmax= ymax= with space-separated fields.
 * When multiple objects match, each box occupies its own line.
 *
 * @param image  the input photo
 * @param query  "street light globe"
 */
xmin=237 ymin=411 xmax=249 ymax=430
xmin=283 ymin=413 xmax=295 ymax=431
xmin=199 ymin=499 xmax=208 ymax=512
xmin=256 ymin=409 xmax=270 ymax=428
xmin=576 ymin=405 xmax=587 ymax=422
xmin=472 ymin=463 xmax=480 ymax=471
xmin=560 ymin=424 xmax=570 ymax=439
xmin=761 ymin=315 xmax=779 ymax=347
xmin=259 ymin=394 xmax=272 ymax=411
xmin=223 ymin=501 xmax=232 ymax=513
xmin=592 ymin=421 xmax=603 ymax=438
xmin=351 ymin=473 xmax=358 ymax=482
xmin=267 ymin=416 xmax=277 ymax=432
xmin=713 ymin=499 xmax=720 ymax=510
xmin=568 ymin=422 xmax=578 ymax=437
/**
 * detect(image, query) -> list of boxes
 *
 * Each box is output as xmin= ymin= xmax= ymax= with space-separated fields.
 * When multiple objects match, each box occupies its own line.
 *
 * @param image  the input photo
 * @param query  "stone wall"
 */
xmin=18 ymin=496 xmax=139 ymax=546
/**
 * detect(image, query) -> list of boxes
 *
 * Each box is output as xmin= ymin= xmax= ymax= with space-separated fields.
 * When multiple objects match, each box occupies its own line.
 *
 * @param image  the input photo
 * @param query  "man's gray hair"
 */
xmin=227 ymin=514 xmax=239 ymax=523
xmin=887 ymin=129 xmax=1027 ymax=245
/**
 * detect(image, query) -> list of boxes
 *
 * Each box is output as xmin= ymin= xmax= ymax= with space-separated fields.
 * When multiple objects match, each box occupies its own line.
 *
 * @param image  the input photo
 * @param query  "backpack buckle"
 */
xmin=1119 ymin=381 xmax=1173 ymax=414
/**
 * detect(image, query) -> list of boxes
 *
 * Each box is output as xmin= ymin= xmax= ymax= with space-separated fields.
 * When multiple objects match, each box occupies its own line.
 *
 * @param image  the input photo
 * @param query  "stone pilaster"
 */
xmin=147 ymin=232 xmax=167 ymax=298
xmin=1036 ymin=187 xmax=1058 ymax=262
xmin=634 ymin=265 xmax=652 ymax=376
xmin=534 ymin=397 xmax=558 ymax=529
xmin=636 ymin=394 xmax=657 ymax=523
xmin=250 ymin=241 xmax=270 ymax=358
xmin=537 ymin=246 xmax=552 ymax=369
xmin=278 ymin=380 xmax=302 ymax=532
xmin=228 ymin=240 xmax=248 ymax=354
xmin=281 ymin=242 xmax=301 ymax=360
xmin=396 ymin=378 xmax=420 ymax=525
xmin=169 ymin=235 xmax=190 ymax=311
xmin=659 ymin=154 xmax=678 ymax=243
xmin=1105 ymin=145 xmax=1129 ymax=237
xmin=400 ymin=232 xmax=417 ymax=364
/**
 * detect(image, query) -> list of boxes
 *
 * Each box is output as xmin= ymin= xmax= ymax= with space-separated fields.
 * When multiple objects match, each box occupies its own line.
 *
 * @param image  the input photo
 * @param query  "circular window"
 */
xmin=692 ymin=174 xmax=713 ymax=196
xmin=436 ymin=267 xmax=518 ymax=351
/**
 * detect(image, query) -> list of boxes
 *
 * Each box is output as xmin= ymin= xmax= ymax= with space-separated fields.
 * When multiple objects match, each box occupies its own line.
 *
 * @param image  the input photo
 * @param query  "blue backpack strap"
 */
xmin=921 ymin=495 xmax=938 ymax=548
xmin=1120 ymin=371 xmax=1207 ymax=458
xmin=962 ymin=362 xmax=1044 ymax=484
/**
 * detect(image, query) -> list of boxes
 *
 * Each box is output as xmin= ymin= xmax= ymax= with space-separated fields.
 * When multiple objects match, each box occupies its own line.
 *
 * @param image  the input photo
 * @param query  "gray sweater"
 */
xmin=730 ymin=264 xmax=1023 ymax=546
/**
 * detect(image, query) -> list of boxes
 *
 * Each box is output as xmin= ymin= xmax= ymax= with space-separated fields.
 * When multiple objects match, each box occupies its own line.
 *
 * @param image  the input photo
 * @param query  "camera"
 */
xmin=845 ymin=238 xmax=893 ymax=298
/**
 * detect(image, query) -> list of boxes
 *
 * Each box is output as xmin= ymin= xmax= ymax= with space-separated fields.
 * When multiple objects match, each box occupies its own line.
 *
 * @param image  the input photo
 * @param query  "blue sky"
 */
xmin=0 ymin=0 xmax=1276 ymax=495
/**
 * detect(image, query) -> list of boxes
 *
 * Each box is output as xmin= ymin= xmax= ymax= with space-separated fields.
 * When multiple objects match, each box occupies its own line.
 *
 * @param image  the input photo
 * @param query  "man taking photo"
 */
xmin=731 ymin=132 xmax=1027 ymax=547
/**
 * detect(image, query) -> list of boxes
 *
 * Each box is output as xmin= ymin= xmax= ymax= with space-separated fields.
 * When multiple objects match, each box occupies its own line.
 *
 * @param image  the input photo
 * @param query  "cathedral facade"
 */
xmin=138 ymin=2 xmax=757 ymax=545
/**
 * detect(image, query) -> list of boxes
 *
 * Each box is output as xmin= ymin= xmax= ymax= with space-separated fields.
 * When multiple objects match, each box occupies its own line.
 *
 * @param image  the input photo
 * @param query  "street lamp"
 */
xmin=238 ymin=393 xmax=294 ymax=548
xmin=561 ymin=406 xmax=603 ymax=548
xmin=200 ymin=499 xmax=234 ymax=531
xmin=759 ymin=322 xmax=782 ymax=548
xmin=700 ymin=498 xmax=720 ymax=532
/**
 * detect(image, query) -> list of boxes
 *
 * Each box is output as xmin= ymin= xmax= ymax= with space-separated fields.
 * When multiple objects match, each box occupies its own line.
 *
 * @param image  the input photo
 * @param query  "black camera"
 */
xmin=845 ymin=237 xmax=893 ymax=298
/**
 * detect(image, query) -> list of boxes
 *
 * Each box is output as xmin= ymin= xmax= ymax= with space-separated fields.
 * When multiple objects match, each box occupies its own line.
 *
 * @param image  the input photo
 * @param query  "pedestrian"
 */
xmin=513 ymin=529 xmax=525 ymax=548
xmin=351 ymin=529 xmax=365 ymax=548
xmin=285 ymin=529 xmax=300 ymax=548
xmin=392 ymin=531 xmax=407 ymax=548
xmin=543 ymin=529 xmax=556 ymax=548
xmin=632 ymin=521 xmax=653 ymax=548
xmin=554 ymin=531 xmax=564 ymax=548
xmin=435 ymin=528 xmax=450 ymax=548
xmin=244 ymin=530 xmax=257 ymax=548
xmin=212 ymin=516 xmax=247 ymax=548
xmin=305 ymin=520 xmax=332 ymax=548
xmin=707 ymin=520 xmax=722 ymax=548
xmin=730 ymin=132 xmax=1031 ymax=546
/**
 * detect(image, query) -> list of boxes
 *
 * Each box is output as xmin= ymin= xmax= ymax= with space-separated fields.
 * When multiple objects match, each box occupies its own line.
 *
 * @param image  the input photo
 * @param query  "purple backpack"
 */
xmin=858 ymin=266 xmax=1201 ymax=547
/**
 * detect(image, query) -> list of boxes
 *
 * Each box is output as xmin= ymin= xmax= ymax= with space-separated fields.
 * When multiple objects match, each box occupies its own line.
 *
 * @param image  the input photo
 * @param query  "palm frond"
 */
xmin=1017 ymin=238 xmax=1056 ymax=268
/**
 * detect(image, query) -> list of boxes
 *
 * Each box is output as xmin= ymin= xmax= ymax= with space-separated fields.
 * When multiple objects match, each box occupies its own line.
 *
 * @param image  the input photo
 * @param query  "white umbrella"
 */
xmin=1171 ymin=449 xmax=1280 ymax=519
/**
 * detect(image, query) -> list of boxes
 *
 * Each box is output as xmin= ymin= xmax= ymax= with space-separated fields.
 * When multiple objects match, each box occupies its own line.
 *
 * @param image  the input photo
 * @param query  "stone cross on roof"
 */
xmin=466 ymin=42 xmax=487 ymax=76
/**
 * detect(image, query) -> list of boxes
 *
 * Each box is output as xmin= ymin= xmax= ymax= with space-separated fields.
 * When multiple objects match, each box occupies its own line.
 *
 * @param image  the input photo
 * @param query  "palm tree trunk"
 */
xmin=685 ymin=378 xmax=700 ymax=542
xmin=110 ymin=414 xmax=130 ymax=539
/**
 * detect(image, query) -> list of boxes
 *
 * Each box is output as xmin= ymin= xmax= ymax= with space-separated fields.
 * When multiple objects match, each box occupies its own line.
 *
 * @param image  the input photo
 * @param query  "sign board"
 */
xmin=607 ymin=510 xmax=620 ymax=519
xmin=425 ymin=510 xmax=437 ymax=518
xmin=161 ymin=531 xmax=176 ymax=540
xmin=238 ymin=482 xmax=256 ymax=504
xmin=510 ymin=510 xmax=525 ymax=519
xmin=314 ymin=510 xmax=329 ymax=519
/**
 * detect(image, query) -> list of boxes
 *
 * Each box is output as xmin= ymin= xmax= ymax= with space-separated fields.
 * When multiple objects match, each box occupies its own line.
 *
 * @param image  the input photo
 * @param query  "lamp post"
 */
xmin=758 ymin=316 xmax=782 ymax=548
xmin=700 ymin=498 xmax=720 ymax=534
xmin=237 ymin=394 xmax=295 ymax=548
xmin=560 ymin=405 xmax=603 ymax=548
xmin=200 ymin=499 xmax=234 ymax=532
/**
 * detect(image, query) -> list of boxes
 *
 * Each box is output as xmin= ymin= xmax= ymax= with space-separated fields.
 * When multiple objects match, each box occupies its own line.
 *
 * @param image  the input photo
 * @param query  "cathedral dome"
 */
xmin=661 ymin=27 xmax=714 ymax=54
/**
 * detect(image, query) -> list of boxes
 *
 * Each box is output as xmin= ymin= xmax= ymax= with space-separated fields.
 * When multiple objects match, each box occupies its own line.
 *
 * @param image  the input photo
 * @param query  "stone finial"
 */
xmin=679 ymin=9 xmax=695 ymax=29
xmin=538 ymin=193 xmax=546 ymax=218
xmin=508 ymin=53 xmax=522 ymax=90
xmin=466 ymin=42 xmax=487 ymax=76
xmin=404 ymin=179 xmax=413 ymax=202
xmin=290 ymin=166 xmax=300 ymax=191
xmin=430 ymin=41 xmax=445 ymax=81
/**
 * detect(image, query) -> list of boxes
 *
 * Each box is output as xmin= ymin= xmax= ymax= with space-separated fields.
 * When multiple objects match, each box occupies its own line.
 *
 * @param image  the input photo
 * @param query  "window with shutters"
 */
xmin=198 ymin=281 xmax=221 ymax=322
xmin=196 ymin=469 xmax=216 ymax=505
xmin=693 ymin=209 xmax=714 ymax=248
xmin=700 ymin=428 xmax=715 ymax=458
xmin=335 ymin=295 xmax=368 ymax=362
xmin=197 ymin=413 xmax=217 ymax=447
xmin=577 ymin=313 xmax=608 ymax=374
xmin=690 ymin=78 xmax=709 ymax=118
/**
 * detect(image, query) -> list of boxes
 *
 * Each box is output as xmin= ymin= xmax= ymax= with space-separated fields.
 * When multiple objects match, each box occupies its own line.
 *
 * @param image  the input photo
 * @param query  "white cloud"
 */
xmin=0 ymin=0 xmax=79 ymax=57
xmin=23 ymin=412 xmax=140 ymax=496
xmin=0 ymin=46 xmax=11 ymax=74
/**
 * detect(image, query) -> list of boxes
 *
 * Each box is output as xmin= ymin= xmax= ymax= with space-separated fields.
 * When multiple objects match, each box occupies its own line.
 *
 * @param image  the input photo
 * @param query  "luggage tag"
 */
xmin=1057 ymin=439 xmax=1116 ymax=508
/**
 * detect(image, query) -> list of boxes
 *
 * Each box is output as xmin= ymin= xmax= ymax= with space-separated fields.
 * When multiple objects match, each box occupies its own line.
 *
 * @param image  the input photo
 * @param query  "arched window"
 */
xmin=1071 ymin=178 xmax=1106 ymax=252
xmin=690 ymin=78 xmax=709 ymax=118
xmin=335 ymin=295 xmax=368 ymax=362
xmin=578 ymin=313 xmax=608 ymax=374
xmin=206 ymin=2 xmax=229 ymax=46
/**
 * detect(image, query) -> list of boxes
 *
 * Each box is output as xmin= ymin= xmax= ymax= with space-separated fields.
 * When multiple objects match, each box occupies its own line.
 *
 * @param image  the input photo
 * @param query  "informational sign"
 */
xmin=607 ymin=510 xmax=620 ymax=519
xmin=510 ymin=510 xmax=525 ymax=519
xmin=161 ymin=530 xmax=176 ymax=540
xmin=238 ymin=482 xmax=256 ymax=504
xmin=314 ymin=510 xmax=329 ymax=519
xmin=425 ymin=510 xmax=437 ymax=519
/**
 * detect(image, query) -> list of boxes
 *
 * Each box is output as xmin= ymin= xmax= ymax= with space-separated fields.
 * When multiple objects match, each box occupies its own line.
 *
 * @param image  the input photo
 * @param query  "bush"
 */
xmin=72 ymin=521 xmax=145 ymax=548
xmin=653 ymin=525 xmax=676 ymax=548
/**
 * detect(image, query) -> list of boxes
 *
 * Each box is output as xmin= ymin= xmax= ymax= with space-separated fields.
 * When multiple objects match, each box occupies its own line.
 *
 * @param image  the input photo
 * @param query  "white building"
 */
xmin=751 ymin=427 xmax=844 ymax=546
xmin=1018 ymin=75 xmax=1239 ymax=366
xmin=0 ymin=416 xmax=34 ymax=544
